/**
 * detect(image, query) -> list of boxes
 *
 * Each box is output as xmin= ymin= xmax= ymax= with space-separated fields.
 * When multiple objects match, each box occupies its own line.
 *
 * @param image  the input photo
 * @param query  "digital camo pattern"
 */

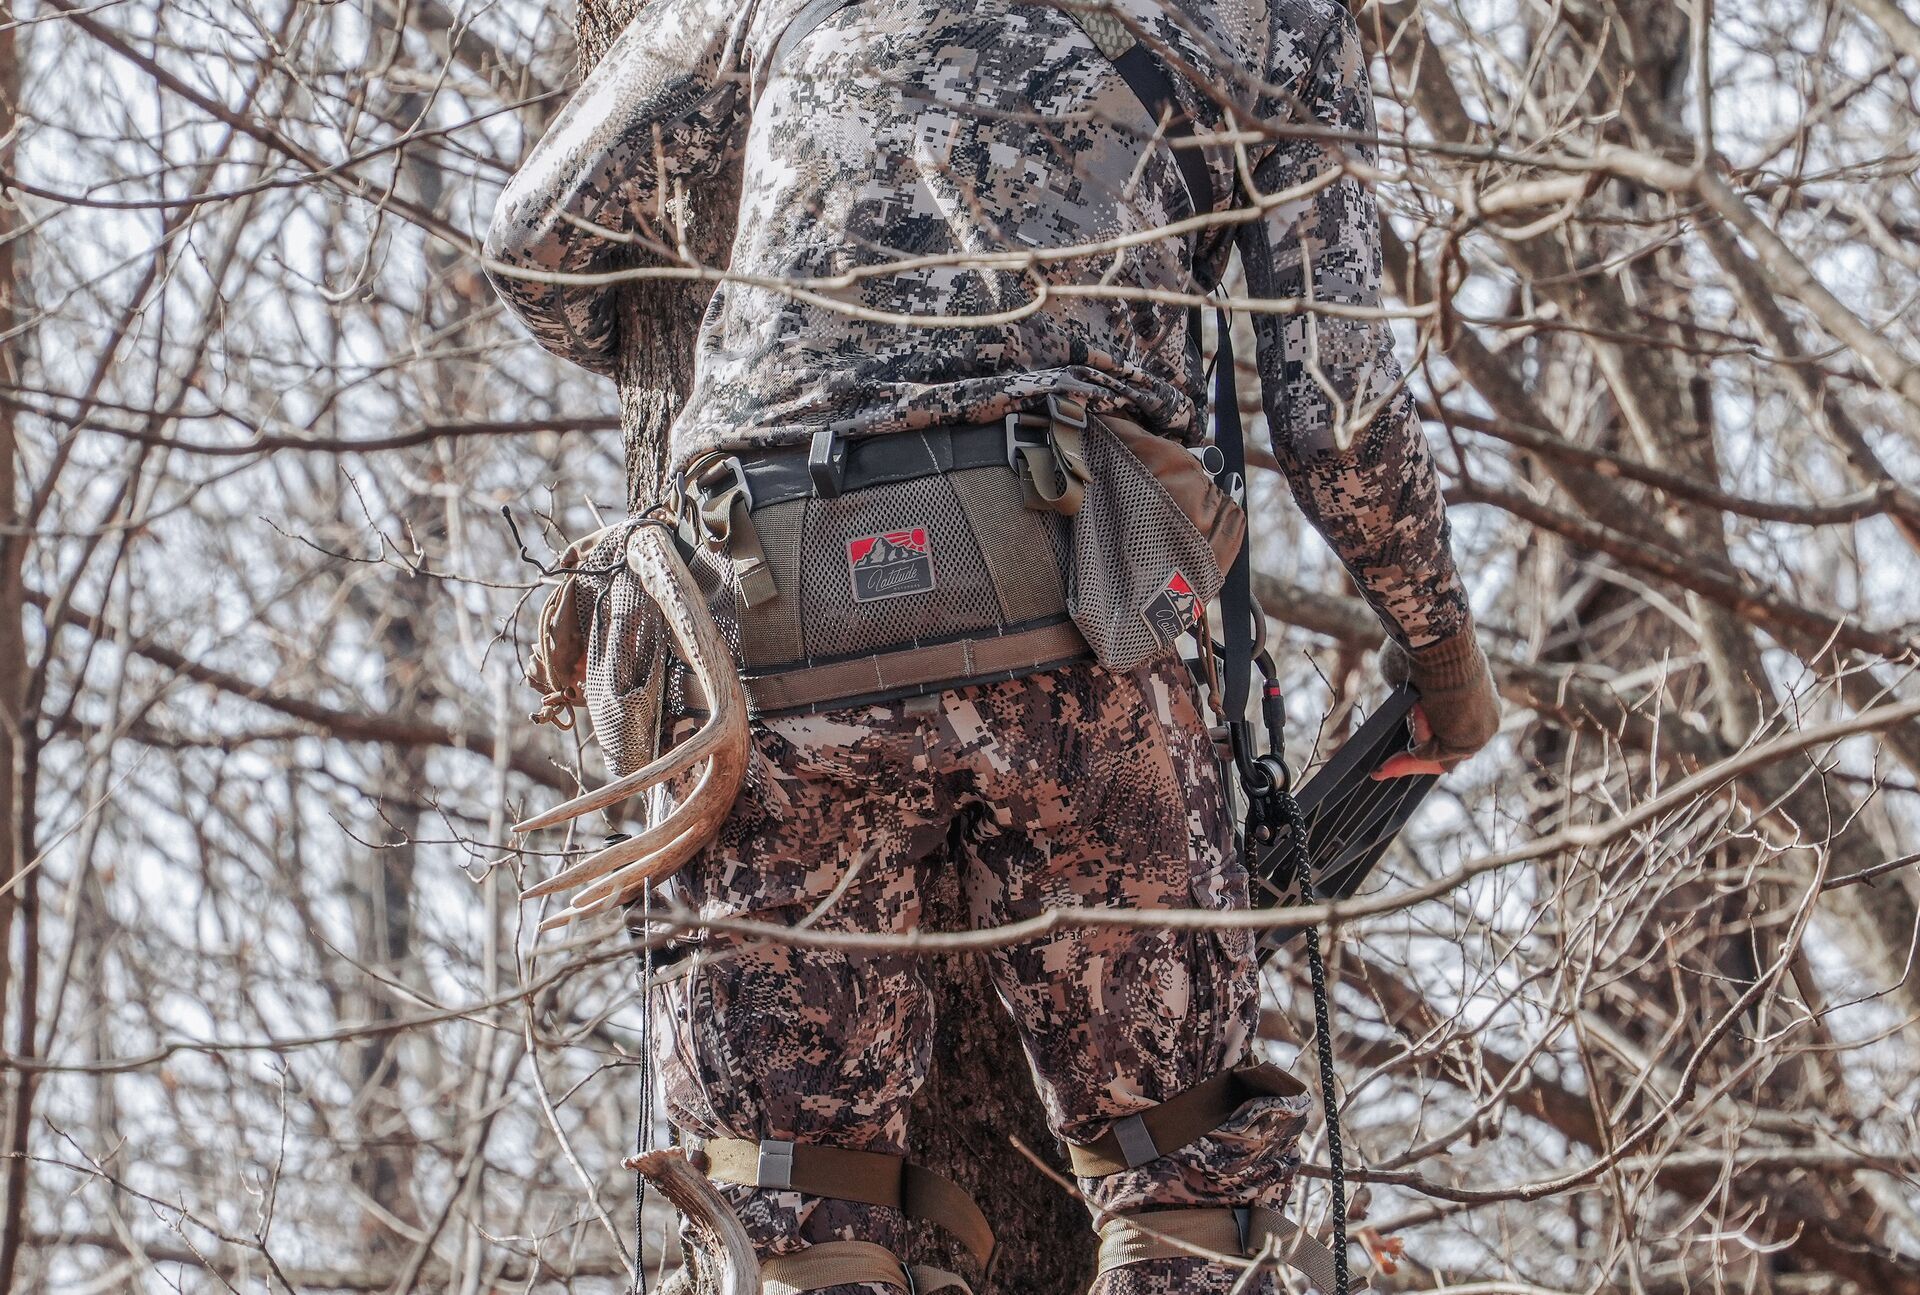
xmin=487 ymin=0 xmax=1469 ymax=647
xmin=648 ymin=655 xmax=1308 ymax=1292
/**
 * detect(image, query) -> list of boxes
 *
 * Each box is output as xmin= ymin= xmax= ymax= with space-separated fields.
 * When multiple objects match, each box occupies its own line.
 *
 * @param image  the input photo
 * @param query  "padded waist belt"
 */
xmin=675 ymin=406 xmax=1093 ymax=717
xmin=703 ymin=1137 xmax=996 ymax=1270
xmin=1066 ymin=1062 xmax=1306 ymax=1178
xmin=741 ymin=618 xmax=1089 ymax=714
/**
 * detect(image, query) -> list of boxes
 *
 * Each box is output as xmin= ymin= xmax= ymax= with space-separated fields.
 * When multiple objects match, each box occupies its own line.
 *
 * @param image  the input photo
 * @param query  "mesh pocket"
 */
xmin=691 ymin=466 xmax=1067 ymax=681
xmin=796 ymin=474 xmax=1006 ymax=660
xmin=1069 ymin=418 xmax=1227 ymax=670
xmin=561 ymin=524 xmax=666 ymax=778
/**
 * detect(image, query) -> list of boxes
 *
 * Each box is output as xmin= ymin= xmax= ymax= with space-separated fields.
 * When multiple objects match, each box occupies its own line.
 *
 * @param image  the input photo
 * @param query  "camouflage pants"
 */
xmin=651 ymin=654 xmax=1310 ymax=1295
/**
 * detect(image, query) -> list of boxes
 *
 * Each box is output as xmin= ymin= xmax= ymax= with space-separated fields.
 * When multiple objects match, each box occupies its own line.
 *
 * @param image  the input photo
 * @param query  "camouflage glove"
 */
xmin=1379 ymin=626 xmax=1501 ymax=769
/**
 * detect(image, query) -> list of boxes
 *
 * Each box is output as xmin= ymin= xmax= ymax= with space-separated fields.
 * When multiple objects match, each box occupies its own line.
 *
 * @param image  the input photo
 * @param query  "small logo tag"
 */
xmin=848 ymin=528 xmax=936 ymax=602
xmin=1141 ymin=570 xmax=1202 ymax=644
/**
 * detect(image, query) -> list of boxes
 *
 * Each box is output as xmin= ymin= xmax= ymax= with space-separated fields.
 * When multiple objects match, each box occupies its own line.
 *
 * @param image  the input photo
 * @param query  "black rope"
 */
xmin=1262 ymin=783 xmax=1349 ymax=1295
xmin=630 ymin=861 xmax=654 ymax=1295
xmin=1301 ymin=919 xmax=1350 ymax=1295
xmin=1252 ymin=679 xmax=1351 ymax=1295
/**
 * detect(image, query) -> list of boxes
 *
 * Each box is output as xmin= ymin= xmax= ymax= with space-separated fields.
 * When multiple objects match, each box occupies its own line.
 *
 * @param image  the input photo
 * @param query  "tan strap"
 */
xmin=1009 ymin=398 xmax=1091 ymax=516
xmin=739 ymin=619 xmax=1089 ymax=716
xmin=902 ymin=1164 xmax=995 ymax=1271
xmin=1095 ymin=1208 xmax=1357 ymax=1295
xmin=704 ymin=1138 xmax=995 ymax=1268
xmin=761 ymin=1241 xmax=909 ymax=1295
xmin=907 ymin=1264 xmax=973 ymax=1295
xmin=686 ymin=454 xmax=779 ymax=608
xmin=759 ymin=1243 xmax=975 ymax=1295
xmin=1066 ymin=1063 xmax=1304 ymax=1178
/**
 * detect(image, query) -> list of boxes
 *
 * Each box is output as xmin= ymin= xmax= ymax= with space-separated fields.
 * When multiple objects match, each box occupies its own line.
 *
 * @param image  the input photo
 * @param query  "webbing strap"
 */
xmin=704 ymin=1138 xmax=996 ymax=1267
xmin=738 ymin=618 xmax=1090 ymax=716
xmin=761 ymin=1241 xmax=909 ymax=1295
xmin=1094 ymin=30 xmax=1216 ymax=241
xmin=760 ymin=1242 xmax=976 ymax=1295
xmin=1095 ymin=1207 xmax=1357 ymax=1295
xmin=1065 ymin=1063 xmax=1304 ymax=1178
xmin=908 ymin=1266 xmax=973 ymax=1295
xmin=766 ymin=0 xmax=862 ymax=75
xmin=1214 ymin=307 xmax=1254 ymax=738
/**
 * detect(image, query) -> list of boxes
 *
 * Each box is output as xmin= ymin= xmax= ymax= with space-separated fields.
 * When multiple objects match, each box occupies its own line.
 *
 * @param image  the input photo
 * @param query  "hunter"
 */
xmin=486 ymin=1 xmax=1500 ymax=1293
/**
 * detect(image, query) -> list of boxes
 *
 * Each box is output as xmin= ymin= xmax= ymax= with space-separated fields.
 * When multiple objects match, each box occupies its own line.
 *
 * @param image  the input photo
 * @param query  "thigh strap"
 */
xmin=760 ymin=1240 xmax=972 ymax=1295
xmin=1096 ymin=1208 xmax=1357 ymax=1295
xmin=704 ymin=1138 xmax=995 ymax=1270
xmin=1066 ymin=1062 xmax=1306 ymax=1177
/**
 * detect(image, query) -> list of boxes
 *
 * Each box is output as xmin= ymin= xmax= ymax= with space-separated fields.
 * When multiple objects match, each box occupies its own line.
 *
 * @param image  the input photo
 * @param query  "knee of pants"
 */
xmin=651 ymin=937 xmax=933 ymax=1155
xmin=1078 ymin=1086 xmax=1312 ymax=1218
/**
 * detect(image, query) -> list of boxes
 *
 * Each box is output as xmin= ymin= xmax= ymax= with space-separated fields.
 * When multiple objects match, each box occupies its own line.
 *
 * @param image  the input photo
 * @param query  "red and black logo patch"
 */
xmin=1140 ymin=570 xmax=1203 ymax=644
xmin=847 ymin=528 xmax=936 ymax=603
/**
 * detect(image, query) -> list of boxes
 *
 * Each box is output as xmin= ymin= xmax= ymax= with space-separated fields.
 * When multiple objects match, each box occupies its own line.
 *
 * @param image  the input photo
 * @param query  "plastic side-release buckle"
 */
xmin=688 ymin=453 xmax=777 ymax=607
xmin=809 ymin=428 xmax=848 ymax=499
xmin=687 ymin=454 xmax=754 ymax=547
xmin=1006 ymin=397 xmax=1088 ymax=515
xmin=1046 ymin=392 xmax=1088 ymax=430
xmin=1004 ymin=409 xmax=1051 ymax=473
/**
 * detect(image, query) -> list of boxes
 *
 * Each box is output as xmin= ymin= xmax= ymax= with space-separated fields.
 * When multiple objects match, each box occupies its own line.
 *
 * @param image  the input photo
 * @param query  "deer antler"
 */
xmin=517 ymin=522 xmax=750 ymax=929
xmin=625 ymin=1148 xmax=760 ymax=1295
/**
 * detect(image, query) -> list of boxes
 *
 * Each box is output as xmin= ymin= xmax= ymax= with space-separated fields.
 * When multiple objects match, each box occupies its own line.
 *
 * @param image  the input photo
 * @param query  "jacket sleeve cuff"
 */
xmin=1405 ymin=624 xmax=1487 ymax=691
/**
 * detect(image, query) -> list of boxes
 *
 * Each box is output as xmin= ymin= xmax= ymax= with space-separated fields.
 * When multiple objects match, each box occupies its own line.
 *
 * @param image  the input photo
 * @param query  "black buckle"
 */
xmin=694 ymin=454 xmax=753 ymax=511
xmin=1046 ymin=392 xmax=1088 ymax=429
xmin=1004 ymin=410 xmax=1051 ymax=471
xmin=808 ymin=428 xmax=847 ymax=498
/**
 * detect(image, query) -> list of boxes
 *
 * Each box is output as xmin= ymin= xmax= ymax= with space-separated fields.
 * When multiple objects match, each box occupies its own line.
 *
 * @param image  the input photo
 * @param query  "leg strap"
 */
xmin=1096 ymin=1208 xmax=1358 ymax=1295
xmin=760 ymin=1240 xmax=974 ymax=1295
xmin=703 ymin=1137 xmax=995 ymax=1270
xmin=1067 ymin=1062 xmax=1305 ymax=1177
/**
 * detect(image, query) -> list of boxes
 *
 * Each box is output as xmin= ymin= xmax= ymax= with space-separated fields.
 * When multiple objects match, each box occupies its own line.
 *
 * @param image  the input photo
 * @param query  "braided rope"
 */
xmin=1285 ymin=796 xmax=1349 ymax=1295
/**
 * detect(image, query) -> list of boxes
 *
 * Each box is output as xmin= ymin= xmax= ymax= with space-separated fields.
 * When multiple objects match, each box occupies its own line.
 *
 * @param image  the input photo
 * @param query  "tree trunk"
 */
xmin=0 ymin=6 xmax=38 ymax=1285
xmin=570 ymin=6 xmax=1091 ymax=1292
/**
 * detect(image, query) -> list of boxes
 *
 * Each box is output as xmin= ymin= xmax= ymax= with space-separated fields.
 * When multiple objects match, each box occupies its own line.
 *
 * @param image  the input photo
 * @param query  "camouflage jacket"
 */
xmin=486 ymin=0 xmax=1468 ymax=647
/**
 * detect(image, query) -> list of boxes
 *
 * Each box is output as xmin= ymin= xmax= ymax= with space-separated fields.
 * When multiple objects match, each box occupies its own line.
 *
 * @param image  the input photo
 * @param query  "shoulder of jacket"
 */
xmin=1269 ymin=0 xmax=1357 ymax=59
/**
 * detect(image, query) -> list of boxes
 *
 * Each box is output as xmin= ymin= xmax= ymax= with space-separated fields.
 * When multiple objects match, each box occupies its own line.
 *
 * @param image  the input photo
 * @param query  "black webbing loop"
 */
xmin=1214 ymin=308 xmax=1255 ymax=768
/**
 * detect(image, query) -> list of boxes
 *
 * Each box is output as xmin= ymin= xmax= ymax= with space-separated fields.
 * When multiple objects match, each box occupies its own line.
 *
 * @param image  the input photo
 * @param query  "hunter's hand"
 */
xmin=1371 ymin=627 xmax=1501 ymax=779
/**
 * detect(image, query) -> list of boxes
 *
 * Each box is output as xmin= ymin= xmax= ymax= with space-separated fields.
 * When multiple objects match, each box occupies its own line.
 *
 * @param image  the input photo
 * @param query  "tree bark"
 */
xmin=0 ymin=5 xmax=38 ymax=1285
xmin=571 ymin=6 xmax=1091 ymax=1292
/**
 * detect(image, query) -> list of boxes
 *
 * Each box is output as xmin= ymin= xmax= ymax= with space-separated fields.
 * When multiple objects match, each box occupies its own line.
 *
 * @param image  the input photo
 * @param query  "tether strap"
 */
xmin=1092 ymin=33 xmax=1216 ymax=235
xmin=1214 ymin=306 xmax=1254 ymax=743
xmin=1095 ymin=1207 xmax=1359 ymax=1295
xmin=760 ymin=1240 xmax=974 ymax=1295
xmin=704 ymin=1138 xmax=996 ymax=1269
xmin=1065 ymin=1062 xmax=1302 ymax=1179
xmin=767 ymin=0 xmax=862 ymax=73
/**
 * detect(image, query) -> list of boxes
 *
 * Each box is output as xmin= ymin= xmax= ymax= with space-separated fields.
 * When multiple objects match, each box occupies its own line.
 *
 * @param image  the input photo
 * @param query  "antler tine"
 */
xmin=546 ymin=746 xmax=744 ymax=916
xmin=520 ymin=756 xmax=726 ymax=899
xmin=533 ymin=816 xmax=714 ymax=932
xmin=524 ymin=523 xmax=751 ymax=926
xmin=625 ymin=1149 xmax=759 ymax=1295
xmin=510 ymin=713 xmax=729 ymax=834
